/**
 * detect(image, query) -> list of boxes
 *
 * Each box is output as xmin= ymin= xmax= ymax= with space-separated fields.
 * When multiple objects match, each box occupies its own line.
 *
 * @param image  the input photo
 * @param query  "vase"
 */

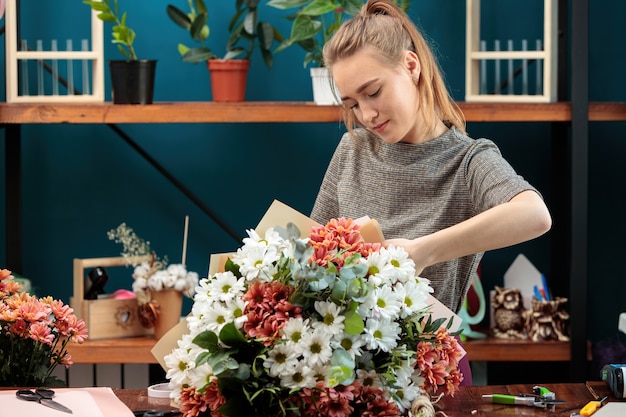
xmin=109 ymin=60 xmax=157 ymax=104
xmin=151 ymin=289 xmax=183 ymax=340
xmin=310 ymin=67 xmax=340 ymax=105
xmin=207 ymin=59 xmax=249 ymax=102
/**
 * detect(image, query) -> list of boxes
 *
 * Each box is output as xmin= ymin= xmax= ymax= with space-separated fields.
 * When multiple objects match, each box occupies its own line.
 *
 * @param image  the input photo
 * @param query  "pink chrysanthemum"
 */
xmin=243 ymin=281 xmax=302 ymax=346
xmin=309 ymin=218 xmax=381 ymax=268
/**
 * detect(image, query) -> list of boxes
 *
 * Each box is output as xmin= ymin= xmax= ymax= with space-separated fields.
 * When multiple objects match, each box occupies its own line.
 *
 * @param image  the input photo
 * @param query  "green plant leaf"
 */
xmin=290 ymin=15 xmax=322 ymax=42
xmin=219 ymin=322 xmax=246 ymax=346
xmin=301 ymin=0 xmax=342 ymax=16
xmin=166 ymin=5 xmax=192 ymax=29
xmin=182 ymin=47 xmax=215 ymax=63
xmin=194 ymin=0 xmax=208 ymax=15
xmin=193 ymin=330 xmax=219 ymax=352
xmin=190 ymin=13 xmax=209 ymax=41
xmin=343 ymin=307 xmax=365 ymax=335
xmin=267 ymin=0 xmax=310 ymax=9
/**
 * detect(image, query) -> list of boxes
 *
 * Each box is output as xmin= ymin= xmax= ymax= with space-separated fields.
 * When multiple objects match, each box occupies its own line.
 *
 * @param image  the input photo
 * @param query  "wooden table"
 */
xmin=113 ymin=381 xmax=618 ymax=416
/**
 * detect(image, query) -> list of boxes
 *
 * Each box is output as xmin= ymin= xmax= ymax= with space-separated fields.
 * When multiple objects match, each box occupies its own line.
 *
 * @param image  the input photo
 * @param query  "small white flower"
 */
xmin=331 ymin=333 xmax=366 ymax=360
xmin=264 ymin=342 xmax=299 ymax=377
xmin=361 ymin=285 xmax=402 ymax=320
xmin=384 ymin=245 xmax=417 ymax=283
xmin=207 ymin=271 xmax=245 ymax=302
xmin=356 ymin=369 xmax=384 ymax=388
xmin=394 ymin=280 xmax=430 ymax=318
xmin=300 ymin=327 xmax=333 ymax=367
xmin=312 ymin=301 xmax=345 ymax=335
xmin=363 ymin=317 xmax=401 ymax=352
xmin=280 ymin=360 xmax=316 ymax=389
xmin=281 ymin=317 xmax=310 ymax=345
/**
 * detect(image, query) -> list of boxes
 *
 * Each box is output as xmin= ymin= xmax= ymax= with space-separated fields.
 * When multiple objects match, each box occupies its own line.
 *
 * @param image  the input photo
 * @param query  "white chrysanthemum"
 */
xmin=225 ymin=296 xmax=248 ymax=329
xmin=364 ymin=250 xmax=395 ymax=286
xmin=310 ymin=361 xmax=331 ymax=384
xmin=280 ymin=360 xmax=316 ymax=389
xmin=281 ymin=317 xmax=310 ymax=345
xmin=312 ymin=301 xmax=345 ymax=335
xmin=300 ymin=327 xmax=333 ymax=367
xmin=384 ymin=245 xmax=417 ymax=283
xmin=356 ymin=369 xmax=384 ymax=389
xmin=394 ymin=280 xmax=430 ymax=318
xmin=207 ymin=272 xmax=246 ymax=302
xmin=201 ymin=303 xmax=234 ymax=334
xmin=360 ymin=285 xmax=402 ymax=320
xmin=330 ymin=333 xmax=366 ymax=360
xmin=193 ymin=277 xmax=214 ymax=304
xmin=187 ymin=362 xmax=215 ymax=393
xmin=234 ymin=244 xmax=279 ymax=282
xmin=264 ymin=343 xmax=300 ymax=377
xmin=363 ymin=317 xmax=401 ymax=352
xmin=391 ymin=382 xmax=422 ymax=413
xmin=164 ymin=345 xmax=194 ymax=386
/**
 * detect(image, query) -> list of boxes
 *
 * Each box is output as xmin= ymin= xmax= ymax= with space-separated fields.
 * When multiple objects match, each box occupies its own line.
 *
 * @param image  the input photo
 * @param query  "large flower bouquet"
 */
xmin=165 ymin=218 xmax=464 ymax=417
xmin=0 ymin=269 xmax=88 ymax=387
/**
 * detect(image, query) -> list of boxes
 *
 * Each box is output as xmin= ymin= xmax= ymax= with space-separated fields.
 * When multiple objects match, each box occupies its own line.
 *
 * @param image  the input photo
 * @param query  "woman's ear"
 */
xmin=405 ymin=50 xmax=421 ymax=82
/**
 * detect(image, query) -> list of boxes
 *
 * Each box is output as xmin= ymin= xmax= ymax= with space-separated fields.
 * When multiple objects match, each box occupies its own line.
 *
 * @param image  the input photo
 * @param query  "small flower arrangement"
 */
xmin=108 ymin=223 xmax=198 ymax=299
xmin=108 ymin=223 xmax=199 ymax=329
xmin=164 ymin=217 xmax=464 ymax=417
xmin=0 ymin=269 xmax=88 ymax=387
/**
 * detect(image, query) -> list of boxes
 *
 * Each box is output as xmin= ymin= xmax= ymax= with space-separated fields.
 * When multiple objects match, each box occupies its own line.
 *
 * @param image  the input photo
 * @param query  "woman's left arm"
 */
xmin=384 ymin=190 xmax=551 ymax=274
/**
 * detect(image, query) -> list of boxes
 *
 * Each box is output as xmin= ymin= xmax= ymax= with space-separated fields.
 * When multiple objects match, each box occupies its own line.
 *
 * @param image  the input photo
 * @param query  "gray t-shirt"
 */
xmin=311 ymin=126 xmax=538 ymax=313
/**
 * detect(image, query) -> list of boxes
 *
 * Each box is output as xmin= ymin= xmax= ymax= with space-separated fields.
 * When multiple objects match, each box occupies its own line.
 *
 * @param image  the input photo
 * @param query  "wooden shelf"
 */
xmin=1 ymin=101 xmax=624 ymax=124
xmin=463 ymin=337 xmax=592 ymax=362
xmin=65 ymin=335 xmax=590 ymax=364
xmin=66 ymin=336 xmax=159 ymax=364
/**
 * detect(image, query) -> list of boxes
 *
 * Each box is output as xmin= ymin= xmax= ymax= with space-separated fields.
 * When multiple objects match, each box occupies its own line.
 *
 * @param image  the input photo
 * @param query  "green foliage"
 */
xmin=267 ymin=0 xmax=412 ymax=67
xmin=167 ymin=0 xmax=283 ymax=67
xmin=83 ymin=0 xmax=138 ymax=60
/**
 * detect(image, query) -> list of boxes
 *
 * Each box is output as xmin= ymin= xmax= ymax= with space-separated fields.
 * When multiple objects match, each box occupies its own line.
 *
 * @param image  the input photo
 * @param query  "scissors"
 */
xmin=16 ymin=388 xmax=73 ymax=414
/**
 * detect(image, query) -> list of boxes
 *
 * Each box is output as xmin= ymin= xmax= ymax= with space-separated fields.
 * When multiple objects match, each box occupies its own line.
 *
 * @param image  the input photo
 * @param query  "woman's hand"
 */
xmin=383 ymin=190 xmax=552 ymax=271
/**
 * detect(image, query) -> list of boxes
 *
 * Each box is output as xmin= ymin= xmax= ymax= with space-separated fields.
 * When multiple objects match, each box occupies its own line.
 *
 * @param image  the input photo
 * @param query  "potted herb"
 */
xmin=166 ymin=0 xmax=282 ymax=101
xmin=83 ymin=0 xmax=157 ymax=104
xmin=268 ymin=0 xmax=411 ymax=104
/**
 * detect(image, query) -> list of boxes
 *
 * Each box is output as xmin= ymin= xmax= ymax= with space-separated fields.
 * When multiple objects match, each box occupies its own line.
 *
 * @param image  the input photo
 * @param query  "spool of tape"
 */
xmin=147 ymin=383 xmax=172 ymax=398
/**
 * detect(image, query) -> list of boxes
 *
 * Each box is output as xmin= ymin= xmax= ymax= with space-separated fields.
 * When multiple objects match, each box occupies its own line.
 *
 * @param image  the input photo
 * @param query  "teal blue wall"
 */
xmin=1 ymin=1 xmax=625 ymax=348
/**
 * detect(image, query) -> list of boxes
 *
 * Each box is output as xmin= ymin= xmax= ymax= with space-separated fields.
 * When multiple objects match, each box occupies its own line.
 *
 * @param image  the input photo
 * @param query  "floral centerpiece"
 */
xmin=0 ymin=269 xmax=88 ymax=387
xmin=108 ymin=223 xmax=199 ymax=331
xmin=164 ymin=218 xmax=464 ymax=417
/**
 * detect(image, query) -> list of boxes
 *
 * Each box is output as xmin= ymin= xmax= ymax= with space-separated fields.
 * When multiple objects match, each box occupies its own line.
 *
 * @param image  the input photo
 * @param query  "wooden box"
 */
xmin=70 ymin=257 xmax=153 ymax=340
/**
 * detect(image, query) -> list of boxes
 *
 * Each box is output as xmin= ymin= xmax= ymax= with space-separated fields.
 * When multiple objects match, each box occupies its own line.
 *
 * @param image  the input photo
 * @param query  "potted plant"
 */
xmin=166 ymin=0 xmax=282 ymax=102
xmin=268 ymin=0 xmax=411 ymax=104
xmin=83 ymin=0 xmax=157 ymax=104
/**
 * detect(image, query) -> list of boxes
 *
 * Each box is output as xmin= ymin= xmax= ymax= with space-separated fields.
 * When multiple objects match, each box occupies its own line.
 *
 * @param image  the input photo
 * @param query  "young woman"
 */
xmin=310 ymin=0 xmax=552 ymax=384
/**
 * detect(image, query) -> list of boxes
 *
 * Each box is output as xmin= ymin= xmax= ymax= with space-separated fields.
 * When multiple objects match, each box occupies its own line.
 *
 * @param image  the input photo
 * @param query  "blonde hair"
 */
xmin=323 ymin=0 xmax=466 ymax=134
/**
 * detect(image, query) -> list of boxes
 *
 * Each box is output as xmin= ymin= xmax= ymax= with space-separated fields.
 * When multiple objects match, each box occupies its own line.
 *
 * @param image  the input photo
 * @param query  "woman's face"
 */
xmin=332 ymin=48 xmax=424 ymax=144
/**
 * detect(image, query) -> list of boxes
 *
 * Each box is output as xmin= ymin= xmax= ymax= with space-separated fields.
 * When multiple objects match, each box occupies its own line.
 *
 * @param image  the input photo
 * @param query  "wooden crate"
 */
xmin=70 ymin=257 xmax=153 ymax=340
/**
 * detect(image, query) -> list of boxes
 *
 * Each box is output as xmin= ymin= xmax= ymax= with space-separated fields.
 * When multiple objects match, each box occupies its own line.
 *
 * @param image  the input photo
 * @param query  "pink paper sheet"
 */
xmin=0 ymin=387 xmax=134 ymax=417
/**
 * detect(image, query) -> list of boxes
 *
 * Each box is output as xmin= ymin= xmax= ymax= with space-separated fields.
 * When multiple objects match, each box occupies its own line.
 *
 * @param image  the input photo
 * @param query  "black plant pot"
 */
xmin=109 ymin=60 xmax=157 ymax=104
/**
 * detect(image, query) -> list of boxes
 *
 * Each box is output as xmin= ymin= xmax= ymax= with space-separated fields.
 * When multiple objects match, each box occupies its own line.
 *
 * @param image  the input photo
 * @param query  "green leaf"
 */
xmin=166 ymin=5 xmax=192 ymax=29
xmin=301 ymin=0 xmax=342 ymax=17
xmin=97 ymin=12 xmax=116 ymax=22
xmin=193 ymin=330 xmax=219 ymax=352
xmin=343 ymin=308 xmax=365 ymax=335
xmin=182 ymin=47 xmax=215 ymax=63
xmin=190 ymin=13 xmax=209 ymax=41
xmin=219 ymin=322 xmax=246 ymax=346
xmin=340 ymin=0 xmax=365 ymax=16
xmin=194 ymin=0 xmax=208 ymax=15
xmin=290 ymin=15 xmax=322 ymax=43
xmin=267 ymin=0 xmax=310 ymax=10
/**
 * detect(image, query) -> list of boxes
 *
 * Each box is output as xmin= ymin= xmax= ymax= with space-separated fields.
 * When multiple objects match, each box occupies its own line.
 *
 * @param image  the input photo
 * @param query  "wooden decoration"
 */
xmin=4 ymin=0 xmax=104 ymax=102
xmin=71 ymin=257 xmax=154 ymax=340
xmin=465 ymin=0 xmax=557 ymax=103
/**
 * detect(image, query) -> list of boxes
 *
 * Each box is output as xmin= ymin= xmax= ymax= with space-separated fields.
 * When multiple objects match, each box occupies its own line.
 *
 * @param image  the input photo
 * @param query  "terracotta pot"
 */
xmin=151 ymin=289 xmax=183 ymax=340
xmin=207 ymin=59 xmax=249 ymax=102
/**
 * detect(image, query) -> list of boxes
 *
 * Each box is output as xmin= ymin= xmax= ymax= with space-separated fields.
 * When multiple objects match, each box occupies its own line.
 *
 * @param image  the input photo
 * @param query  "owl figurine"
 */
xmin=491 ymin=286 xmax=527 ymax=339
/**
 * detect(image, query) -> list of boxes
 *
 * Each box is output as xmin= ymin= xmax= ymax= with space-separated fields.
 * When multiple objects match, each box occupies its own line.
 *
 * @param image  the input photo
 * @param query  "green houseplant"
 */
xmin=267 ymin=0 xmax=411 ymax=104
xmin=166 ymin=0 xmax=282 ymax=101
xmin=83 ymin=0 xmax=157 ymax=104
